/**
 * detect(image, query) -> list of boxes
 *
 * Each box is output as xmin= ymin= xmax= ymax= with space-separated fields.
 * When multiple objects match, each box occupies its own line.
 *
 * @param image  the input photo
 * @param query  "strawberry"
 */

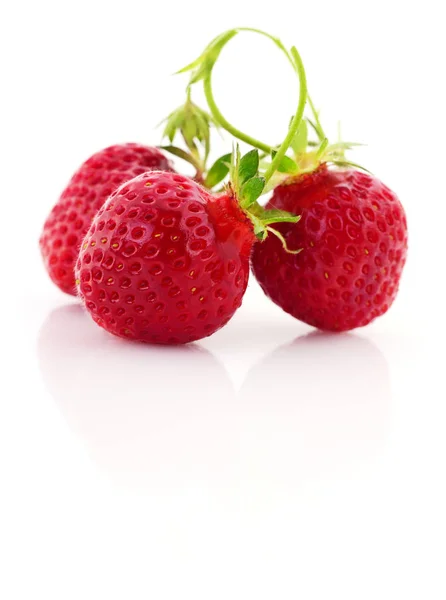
xmin=251 ymin=165 xmax=408 ymax=331
xmin=40 ymin=143 xmax=173 ymax=295
xmin=75 ymin=170 xmax=257 ymax=344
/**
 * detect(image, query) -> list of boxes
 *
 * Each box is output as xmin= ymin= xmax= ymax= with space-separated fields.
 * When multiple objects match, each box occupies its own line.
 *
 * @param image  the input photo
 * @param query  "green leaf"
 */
xmin=258 ymin=208 xmax=300 ymax=225
xmin=248 ymin=213 xmax=267 ymax=238
xmin=240 ymin=176 xmax=265 ymax=208
xmin=204 ymin=153 xmax=232 ymax=188
xmin=250 ymin=203 xmax=300 ymax=225
xmin=290 ymin=120 xmax=308 ymax=154
xmin=306 ymin=118 xmax=321 ymax=140
xmin=176 ymin=56 xmax=204 ymax=75
xmin=331 ymin=160 xmax=372 ymax=174
xmin=178 ymin=30 xmax=238 ymax=84
xmin=277 ymin=154 xmax=299 ymax=174
xmin=189 ymin=61 xmax=212 ymax=85
xmin=207 ymin=30 xmax=238 ymax=60
xmin=328 ymin=141 xmax=364 ymax=151
xmin=247 ymin=204 xmax=300 ymax=242
xmin=307 ymin=96 xmax=326 ymax=142
xmin=270 ymin=150 xmax=298 ymax=174
xmin=162 ymin=108 xmax=183 ymax=143
xmin=193 ymin=110 xmax=208 ymax=142
xmin=195 ymin=106 xmax=215 ymax=154
xmin=159 ymin=146 xmax=201 ymax=170
xmin=182 ymin=116 xmax=198 ymax=147
xmin=163 ymin=121 xmax=175 ymax=143
xmin=238 ymin=149 xmax=259 ymax=185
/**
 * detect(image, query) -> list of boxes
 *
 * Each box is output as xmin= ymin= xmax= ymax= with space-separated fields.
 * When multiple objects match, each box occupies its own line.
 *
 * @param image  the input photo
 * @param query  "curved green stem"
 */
xmin=200 ymin=28 xmax=307 ymax=185
xmin=264 ymin=47 xmax=307 ymax=183
xmin=202 ymin=77 xmax=271 ymax=154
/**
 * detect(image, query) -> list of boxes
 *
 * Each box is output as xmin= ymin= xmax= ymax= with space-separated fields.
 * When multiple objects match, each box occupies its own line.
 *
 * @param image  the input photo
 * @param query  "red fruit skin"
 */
xmin=75 ymin=171 xmax=255 ymax=344
xmin=251 ymin=166 xmax=408 ymax=331
xmin=40 ymin=144 xmax=173 ymax=295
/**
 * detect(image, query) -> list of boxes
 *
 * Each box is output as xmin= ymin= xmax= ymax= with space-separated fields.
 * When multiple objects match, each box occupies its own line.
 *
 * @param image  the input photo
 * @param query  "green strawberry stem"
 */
xmin=175 ymin=27 xmax=311 ymax=250
xmin=202 ymin=77 xmax=270 ymax=155
xmin=265 ymin=48 xmax=306 ymax=182
xmin=171 ymin=27 xmax=365 ymax=191
xmin=194 ymin=28 xmax=307 ymax=185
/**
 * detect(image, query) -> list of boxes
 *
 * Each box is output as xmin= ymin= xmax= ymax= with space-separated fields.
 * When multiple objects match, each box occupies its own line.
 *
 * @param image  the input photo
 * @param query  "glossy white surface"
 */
xmin=1 ymin=0 xmax=445 ymax=598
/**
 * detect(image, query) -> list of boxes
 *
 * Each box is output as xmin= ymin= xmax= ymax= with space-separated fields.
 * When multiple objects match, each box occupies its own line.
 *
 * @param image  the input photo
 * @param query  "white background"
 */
xmin=1 ymin=1 xmax=445 ymax=598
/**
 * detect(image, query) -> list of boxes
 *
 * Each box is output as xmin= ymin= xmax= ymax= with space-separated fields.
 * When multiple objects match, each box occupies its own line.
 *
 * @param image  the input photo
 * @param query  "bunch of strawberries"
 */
xmin=40 ymin=28 xmax=408 ymax=345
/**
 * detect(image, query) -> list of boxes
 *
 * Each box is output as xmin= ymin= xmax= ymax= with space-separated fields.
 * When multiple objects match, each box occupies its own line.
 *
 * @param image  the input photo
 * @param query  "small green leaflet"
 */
xmin=328 ymin=141 xmax=365 ymax=151
xmin=238 ymin=149 xmax=259 ymax=185
xmin=307 ymin=96 xmax=326 ymax=141
xmin=248 ymin=206 xmax=300 ymax=240
xmin=194 ymin=110 xmax=211 ymax=159
xmin=204 ymin=153 xmax=232 ymax=188
xmin=290 ymin=120 xmax=308 ymax=155
xmin=159 ymin=146 xmax=201 ymax=171
xmin=277 ymin=155 xmax=298 ymax=174
xmin=162 ymin=108 xmax=184 ymax=143
xmin=271 ymin=150 xmax=298 ymax=174
xmin=306 ymin=117 xmax=323 ymax=141
xmin=332 ymin=160 xmax=372 ymax=174
xmin=250 ymin=205 xmax=301 ymax=226
xmin=177 ymin=30 xmax=238 ymax=84
xmin=249 ymin=213 xmax=268 ymax=238
xmin=240 ymin=176 xmax=265 ymax=208
xmin=183 ymin=115 xmax=198 ymax=147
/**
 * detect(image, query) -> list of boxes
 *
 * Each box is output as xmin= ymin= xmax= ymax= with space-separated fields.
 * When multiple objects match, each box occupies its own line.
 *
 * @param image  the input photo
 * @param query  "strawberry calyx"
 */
xmin=291 ymin=94 xmax=369 ymax=174
xmin=263 ymin=109 xmax=369 ymax=191
xmin=226 ymin=145 xmax=300 ymax=247
xmin=159 ymin=88 xmax=217 ymax=183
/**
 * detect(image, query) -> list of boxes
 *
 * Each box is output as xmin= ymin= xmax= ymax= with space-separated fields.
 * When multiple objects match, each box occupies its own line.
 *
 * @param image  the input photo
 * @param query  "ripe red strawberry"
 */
xmin=251 ymin=165 xmax=408 ymax=331
xmin=75 ymin=170 xmax=256 ymax=344
xmin=40 ymin=143 xmax=173 ymax=295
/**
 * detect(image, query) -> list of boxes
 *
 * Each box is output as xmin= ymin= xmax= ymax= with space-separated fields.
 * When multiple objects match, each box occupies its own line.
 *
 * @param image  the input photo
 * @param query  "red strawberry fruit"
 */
xmin=75 ymin=170 xmax=257 ymax=344
xmin=40 ymin=143 xmax=173 ymax=295
xmin=251 ymin=165 xmax=408 ymax=331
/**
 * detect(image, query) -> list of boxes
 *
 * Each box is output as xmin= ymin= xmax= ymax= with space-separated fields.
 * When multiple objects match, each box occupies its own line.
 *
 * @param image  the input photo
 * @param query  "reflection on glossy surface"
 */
xmin=38 ymin=304 xmax=235 ymax=490
xmin=38 ymin=307 xmax=391 ymax=494
xmin=238 ymin=332 xmax=391 ymax=483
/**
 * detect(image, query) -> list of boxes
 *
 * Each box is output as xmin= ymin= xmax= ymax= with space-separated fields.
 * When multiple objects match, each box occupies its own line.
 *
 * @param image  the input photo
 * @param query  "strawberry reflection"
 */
xmin=238 ymin=331 xmax=391 ymax=483
xmin=38 ymin=308 xmax=391 ymax=495
xmin=38 ymin=304 xmax=235 ymax=490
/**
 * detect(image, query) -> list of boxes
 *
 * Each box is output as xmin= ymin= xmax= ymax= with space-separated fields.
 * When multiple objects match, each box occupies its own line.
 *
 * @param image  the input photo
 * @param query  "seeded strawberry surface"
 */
xmin=251 ymin=165 xmax=408 ymax=331
xmin=76 ymin=171 xmax=255 ymax=344
xmin=40 ymin=143 xmax=173 ymax=295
